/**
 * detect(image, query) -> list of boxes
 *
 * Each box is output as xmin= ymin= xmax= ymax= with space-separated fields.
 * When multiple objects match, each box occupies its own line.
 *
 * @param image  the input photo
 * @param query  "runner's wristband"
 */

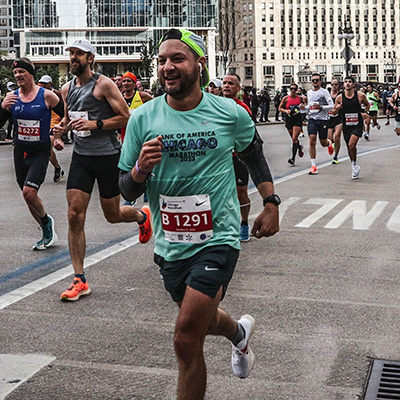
xmin=135 ymin=160 xmax=148 ymax=176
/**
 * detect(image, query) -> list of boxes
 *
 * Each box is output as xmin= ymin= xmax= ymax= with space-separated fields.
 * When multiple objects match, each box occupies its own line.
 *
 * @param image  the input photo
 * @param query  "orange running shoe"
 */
xmin=60 ymin=278 xmax=91 ymax=301
xmin=308 ymin=166 xmax=318 ymax=175
xmin=139 ymin=205 xmax=152 ymax=244
xmin=327 ymin=140 xmax=334 ymax=156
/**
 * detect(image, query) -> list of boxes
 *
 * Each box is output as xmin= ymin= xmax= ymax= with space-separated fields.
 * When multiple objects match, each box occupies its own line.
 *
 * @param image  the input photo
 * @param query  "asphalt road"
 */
xmin=1 ymin=118 xmax=400 ymax=400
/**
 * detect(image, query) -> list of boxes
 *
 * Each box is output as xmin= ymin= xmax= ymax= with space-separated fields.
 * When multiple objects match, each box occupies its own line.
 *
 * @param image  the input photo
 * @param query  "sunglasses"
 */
xmin=332 ymin=83 xmax=338 ymax=86
xmin=312 ymin=79 xmax=320 ymax=83
xmin=290 ymin=87 xmax=297 ymax=90
xmin=122 ymin=79 xmax=133 ymax=83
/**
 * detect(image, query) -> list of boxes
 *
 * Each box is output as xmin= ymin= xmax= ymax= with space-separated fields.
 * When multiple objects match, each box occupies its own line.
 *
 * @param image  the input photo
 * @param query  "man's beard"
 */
xmin=71 ymin=61 xmax=86 ymax=76
xmin=162 ymin=70 xmax=199 ymax=99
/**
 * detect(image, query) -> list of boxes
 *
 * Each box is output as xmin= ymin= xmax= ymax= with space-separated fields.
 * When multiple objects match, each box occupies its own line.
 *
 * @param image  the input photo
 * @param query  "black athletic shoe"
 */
xmin=54 ymin=167 xmax=65 ymax=183
xmin=288 ymin=158 xmax=295 ymax=166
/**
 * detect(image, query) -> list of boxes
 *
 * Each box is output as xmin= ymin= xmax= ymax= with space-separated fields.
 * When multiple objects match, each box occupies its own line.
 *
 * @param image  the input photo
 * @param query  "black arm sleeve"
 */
xmin=236 ymin=128 xmax=273 ymax=186
xmin=51 ymin=99 xmax=64 ymax=119
xmin=119 ymin=170 xmax=147 ymax=202
xmin=0 ymin=104 xmax=11 ymax=128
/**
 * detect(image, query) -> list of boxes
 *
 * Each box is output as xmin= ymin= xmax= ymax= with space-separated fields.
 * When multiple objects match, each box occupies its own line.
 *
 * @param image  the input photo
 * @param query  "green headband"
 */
xmin=159 ymin=28 xmax=209 ymax=87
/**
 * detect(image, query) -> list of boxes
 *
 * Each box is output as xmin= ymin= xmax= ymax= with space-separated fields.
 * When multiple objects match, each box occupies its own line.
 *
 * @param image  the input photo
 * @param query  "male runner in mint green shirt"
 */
xmin=118 ymin=28 xmax=279 ymax=400
xmin=119 ymin=87 xmax=255 ymax=261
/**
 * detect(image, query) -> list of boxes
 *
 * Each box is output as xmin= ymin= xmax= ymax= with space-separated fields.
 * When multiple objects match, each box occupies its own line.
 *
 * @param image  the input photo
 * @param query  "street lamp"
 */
xmin=338 ymin=19 xmax=355 ymax=78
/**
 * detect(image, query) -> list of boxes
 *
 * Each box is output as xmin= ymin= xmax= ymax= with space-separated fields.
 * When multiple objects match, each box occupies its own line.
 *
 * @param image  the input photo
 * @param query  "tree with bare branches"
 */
xmin=217 ymin=0 xmax=245 ymax=75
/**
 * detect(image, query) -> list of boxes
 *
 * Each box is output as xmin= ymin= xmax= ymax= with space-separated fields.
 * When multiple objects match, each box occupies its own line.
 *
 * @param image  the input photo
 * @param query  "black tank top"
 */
xmin=342 ymin=91 xmax=363 ymax=132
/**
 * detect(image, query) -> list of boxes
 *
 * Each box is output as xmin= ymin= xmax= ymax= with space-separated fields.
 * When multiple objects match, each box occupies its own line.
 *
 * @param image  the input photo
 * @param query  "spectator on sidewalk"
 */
xmin=274 ymin=91 xmax=281 ymax=121
xmin=259 ymin=89 xmax=271 ymax=122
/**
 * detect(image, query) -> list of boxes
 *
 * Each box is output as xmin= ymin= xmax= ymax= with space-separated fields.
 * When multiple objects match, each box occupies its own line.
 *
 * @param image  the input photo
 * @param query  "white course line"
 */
xmin=0 ymin=236 xmax=139 ymax=310
xmin=0 ymin=353 xmax=56 ymax=399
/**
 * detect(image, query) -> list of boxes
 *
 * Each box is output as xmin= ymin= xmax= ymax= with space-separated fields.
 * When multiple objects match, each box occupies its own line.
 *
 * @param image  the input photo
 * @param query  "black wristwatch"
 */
xmin=96 ymin=119 xmax=104 ymax=130
xmin=263 ymin=194 xmax=281 ymax=206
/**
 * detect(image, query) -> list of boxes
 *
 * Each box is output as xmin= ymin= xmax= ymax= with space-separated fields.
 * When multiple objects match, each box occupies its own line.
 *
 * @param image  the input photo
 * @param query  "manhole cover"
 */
xmin=364 ymin=359 xmax=400 ymax=399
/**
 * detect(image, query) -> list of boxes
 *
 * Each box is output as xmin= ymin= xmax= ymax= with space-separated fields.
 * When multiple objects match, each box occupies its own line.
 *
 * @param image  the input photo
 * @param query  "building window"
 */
xmin=367 ymin=65 xmax=378 ymax=74
xmin=264 ymin=65 xmax=275 ymax=75
xmin=245 ymin=66 xmax=253 ymax=78
xmin=332 ymin=65 xmax=343 ymax=75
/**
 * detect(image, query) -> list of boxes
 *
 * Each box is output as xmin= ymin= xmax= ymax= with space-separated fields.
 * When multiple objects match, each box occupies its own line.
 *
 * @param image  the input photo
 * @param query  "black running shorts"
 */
xmin=154 ymin=245 xmax=240 ymax=303
xmin=67 ymin=152 xmax=121 ymax=199
xmin=343 ymin=128 xmax=363 ymax=143
xmin=328 ymin=115 xmax=342 ymax=129
xmin=14 ymin=145 xmax=51 ymax=191
xmin=307 ymin=119 xmax=328 ymax=140
xmin=285 ymin=113 xmax=303 ymax=130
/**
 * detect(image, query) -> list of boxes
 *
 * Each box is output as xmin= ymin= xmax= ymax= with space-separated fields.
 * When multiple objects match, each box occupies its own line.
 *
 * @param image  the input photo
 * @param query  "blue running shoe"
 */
xmin=240 ymin=224 xmax=250 ymax=242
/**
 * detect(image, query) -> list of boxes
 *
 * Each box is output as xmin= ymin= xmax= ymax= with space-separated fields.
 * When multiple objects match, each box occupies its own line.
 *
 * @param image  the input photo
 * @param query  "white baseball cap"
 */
xmin=209 ymin=78 xmax=222 ymax=88
xmin=66 ymin=39 xmax=95 ymax=54
xmin=38 ymin=75 xmax=52 ymax=84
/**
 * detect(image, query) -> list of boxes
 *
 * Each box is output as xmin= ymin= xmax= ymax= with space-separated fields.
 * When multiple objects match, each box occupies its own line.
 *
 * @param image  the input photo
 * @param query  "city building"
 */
xmin=10 ymin=0 xmax=217 ymax=85
xmin=0 ymin=0 xmax=15 ymax=54
xmin=224 ymin=0 xmax=400 ymax=92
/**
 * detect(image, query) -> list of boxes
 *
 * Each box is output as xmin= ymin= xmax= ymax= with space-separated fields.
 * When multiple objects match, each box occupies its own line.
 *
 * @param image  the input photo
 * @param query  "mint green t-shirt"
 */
xmin=118 ymin=92 xmax=255 ymax=261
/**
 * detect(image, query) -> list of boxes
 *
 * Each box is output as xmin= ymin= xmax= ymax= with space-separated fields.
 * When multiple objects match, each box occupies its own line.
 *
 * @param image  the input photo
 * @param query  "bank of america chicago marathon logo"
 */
xmin=161 ymin=131 xmax=218 ymax=162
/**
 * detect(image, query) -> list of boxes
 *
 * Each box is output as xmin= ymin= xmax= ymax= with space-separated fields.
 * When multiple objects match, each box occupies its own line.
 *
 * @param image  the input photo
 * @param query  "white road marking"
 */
xmin=295 ymin=198 xmax=343 ymax=228
xmin=0 ymin=354 xmax=56 ymax=399
xmin=0 ymin=236 xmax=139 ymax=310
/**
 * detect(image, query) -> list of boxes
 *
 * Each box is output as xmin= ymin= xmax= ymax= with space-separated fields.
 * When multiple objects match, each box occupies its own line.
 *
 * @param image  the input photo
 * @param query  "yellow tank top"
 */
xmin=128 ymin=90 xmax=144 ymax=114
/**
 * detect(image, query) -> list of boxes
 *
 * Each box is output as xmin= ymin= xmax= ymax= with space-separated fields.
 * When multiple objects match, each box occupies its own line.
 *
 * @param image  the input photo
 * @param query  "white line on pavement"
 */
xmin=0 ymin=236 xmax=139 ymax=310
xmin=0 ymin=354 xmax=56 ymax=399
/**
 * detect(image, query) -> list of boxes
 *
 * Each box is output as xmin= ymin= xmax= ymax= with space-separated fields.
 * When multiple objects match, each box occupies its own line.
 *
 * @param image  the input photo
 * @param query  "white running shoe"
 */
xmin=231 ymin=314 xmax=256 ymax=379
xmin=352 ymin=164 xmax=360 ymax=180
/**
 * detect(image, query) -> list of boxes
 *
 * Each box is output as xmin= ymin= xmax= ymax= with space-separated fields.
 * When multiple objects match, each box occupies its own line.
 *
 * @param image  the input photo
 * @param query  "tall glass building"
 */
xmin=11 ymin=0 xmax=217 ymax=80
